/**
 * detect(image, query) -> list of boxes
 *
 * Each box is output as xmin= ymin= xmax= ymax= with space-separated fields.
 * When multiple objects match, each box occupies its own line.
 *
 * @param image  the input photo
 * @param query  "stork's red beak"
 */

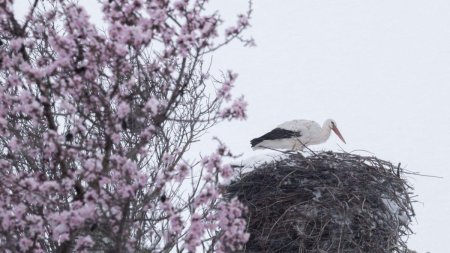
xmin=332 ymin=126 xmax=346 ymax=144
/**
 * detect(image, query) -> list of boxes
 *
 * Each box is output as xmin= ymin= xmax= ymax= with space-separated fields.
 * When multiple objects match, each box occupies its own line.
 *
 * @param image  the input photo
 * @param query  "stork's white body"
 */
xmin=251 ymin=119 xmax=346 ymax=151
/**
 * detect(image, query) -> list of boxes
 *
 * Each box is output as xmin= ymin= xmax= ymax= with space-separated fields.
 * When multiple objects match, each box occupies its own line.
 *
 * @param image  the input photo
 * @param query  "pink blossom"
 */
xmin=245 ymin=38 xmax=257 ymax=47
xmin=117 ymin=101 xmax=130 ymax=118
xmin=20 ymin=177 xmax=40 ymax=191
xmin=169 ymin=214 xmax=184 ymax=235
xmin=60 ymin=100 xmax=76 ymax=114
xmin=61 ymin=178 xmax=75 ymax=191
xmin=117 ymin=185 xmax=135 ymax=198
xmin=74 ymin=235 xmax=95 ymax=251
xmin=238 ymin=14 xmax=249 ymax=28
xmin=176 ymin=30 xmax=195 ymax=57
xmin=26 ymin=215 xmax=44 ymax=236
xmin=184 ymin=214 xmax=205 ymax=252
xmin=53 ymin=223 xmax=70 ymax=241
xmin=49 ymin=211 xmax=70 ymax=226
xmin=110 ymin=207 xmax=122 ymax=220
xmin=162 ymin=152 xmax=176 ymax=165
xmin=19 ymin=238 xmax=33 ymax=252
xmin=10 ymin=38 xmax=24 ymax=52
xmin=215 ymin=198 xmax=250 ymax=252
xmin=160 ymin=197 xmax=173 ymax=212
xmin=220 ymin=164 xmax=234 ymax=181
xmin=38 ymin=181 xmax=61 ymax=195
xmin=194 ymin=186 xmax=219 ymax=207
xmin=136 ymin=174 xmax=149 ymax=190
xmin=205 ymin=213 xmax=218 ymax=230
xmin=220 ymin=96 xmax=248 ymax=120
xmin=200 ymin=17 xmax=218 ymax=38
xmin=174 ymin=162 xmax=190 ymax=182
xmin=70 ymin=204 xmax=95 ymax=227
xmin=217 ymin=71 xmax=238 ymax=101
xmin=202 ymin=153 xmax=221 ymax=172
xmin=139 ymin=126 xmax=156 ymax=140
xmin=0 ymin=116 xmax=7 ymax=130
xmin=145 ymin=97 xmax=160 ymax=115
xmin=14 ymin=203 xmax=27 ymax=219
xmin=225 ymin=26 xmax=239 ymax=37
xmin=7 ymin=74 xmax=21 ymax=87
xmin=1 ymin=212 xmax=11 ymax=230
xmin=155 ymin=171 xmax=170 ymax=189
xmin=225 ymin=13 xmax=250 ymax=37
xmin=7 ymin=136 xmax=20 ymax=152
xmin=84 ymin=158 xmax=101 ymax=172
xmin=111 ymin=133 xmax=121 ymax=144
xmin=174 ymin=0 xmax=188 ymax=11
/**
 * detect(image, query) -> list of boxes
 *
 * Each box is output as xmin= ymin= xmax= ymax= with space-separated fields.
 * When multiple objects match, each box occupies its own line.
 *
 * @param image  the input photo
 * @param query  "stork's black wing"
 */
xmin=251 ymin=128 xmax=302 ymax=147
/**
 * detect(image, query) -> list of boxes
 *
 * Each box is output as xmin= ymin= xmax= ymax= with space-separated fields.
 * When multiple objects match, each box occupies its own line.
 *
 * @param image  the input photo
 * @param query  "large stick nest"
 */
xmin=227 ymin=152 xmax=415 ymax=253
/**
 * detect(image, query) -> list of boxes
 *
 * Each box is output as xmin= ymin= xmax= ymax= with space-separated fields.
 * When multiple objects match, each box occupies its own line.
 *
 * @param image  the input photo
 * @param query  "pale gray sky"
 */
xmin=13 ymin=0 xmax=450 ymax=252
xmin=206 ymin=1 xmax=450 ymax=252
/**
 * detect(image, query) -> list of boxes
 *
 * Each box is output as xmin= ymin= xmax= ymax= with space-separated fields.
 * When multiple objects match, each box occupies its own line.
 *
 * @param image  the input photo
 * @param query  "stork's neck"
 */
xmin=320 ymin=120 xmax=333 ymax=141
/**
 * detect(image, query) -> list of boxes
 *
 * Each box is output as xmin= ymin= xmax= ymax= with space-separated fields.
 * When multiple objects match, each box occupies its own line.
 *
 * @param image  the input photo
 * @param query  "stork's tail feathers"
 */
xmin=250 ymin=137 xmax=264 ymax=148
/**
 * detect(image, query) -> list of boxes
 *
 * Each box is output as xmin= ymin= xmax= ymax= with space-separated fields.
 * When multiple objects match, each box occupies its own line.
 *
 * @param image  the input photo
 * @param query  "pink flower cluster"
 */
xmin=217 ymin=71 xmax=238 ymax=101
xmin=160 ymin=200 xmax=185 ymax=243
xmin=201 ymin=142 xmax=235 ymax=182
xmin=183 ymin=143 xmax=249 ymax=251
xmin=215 ymin=198 xmax=250 ymax=253
xmin=220 ymin=96 xmax=248 ymax=120
xmin=184 ymin=214 xmax=205 ymax=252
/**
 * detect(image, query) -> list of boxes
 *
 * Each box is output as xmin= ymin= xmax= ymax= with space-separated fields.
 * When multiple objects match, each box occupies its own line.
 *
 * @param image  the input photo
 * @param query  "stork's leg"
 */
xmin=260 ymin=145 xmax=292 ymax=154
xmin=294 ymin=138 xmax=306 ymax=150
xmin=291 ymin=139 xmax=306 ymax=158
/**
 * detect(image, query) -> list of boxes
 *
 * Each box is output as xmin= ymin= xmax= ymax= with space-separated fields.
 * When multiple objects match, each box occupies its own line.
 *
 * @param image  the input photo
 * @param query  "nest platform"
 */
xmin=227 ymin=152 xmax=415 ymax=253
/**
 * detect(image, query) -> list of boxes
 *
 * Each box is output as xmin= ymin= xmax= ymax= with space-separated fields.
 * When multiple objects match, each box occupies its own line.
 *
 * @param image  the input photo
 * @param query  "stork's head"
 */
xmin=327 ymin=119 xmax=346 ymax=144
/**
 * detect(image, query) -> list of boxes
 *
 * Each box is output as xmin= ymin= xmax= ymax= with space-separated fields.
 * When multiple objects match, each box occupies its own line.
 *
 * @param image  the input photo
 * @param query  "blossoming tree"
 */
xmin=0 ymin=0 xmax=252 ymax=252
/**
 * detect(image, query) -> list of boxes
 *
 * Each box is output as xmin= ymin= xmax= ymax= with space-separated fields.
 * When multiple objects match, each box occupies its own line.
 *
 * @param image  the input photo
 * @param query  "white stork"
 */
xmin=251 ymin=119 xmax=346 ymax=151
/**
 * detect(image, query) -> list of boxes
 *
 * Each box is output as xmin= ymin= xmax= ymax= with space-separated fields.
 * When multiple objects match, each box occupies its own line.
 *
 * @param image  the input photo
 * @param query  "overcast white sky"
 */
xmin=204 ymin=1 xmax=450 ymax=252
xmin=13 ymin=0 xmax=450 ymax=252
